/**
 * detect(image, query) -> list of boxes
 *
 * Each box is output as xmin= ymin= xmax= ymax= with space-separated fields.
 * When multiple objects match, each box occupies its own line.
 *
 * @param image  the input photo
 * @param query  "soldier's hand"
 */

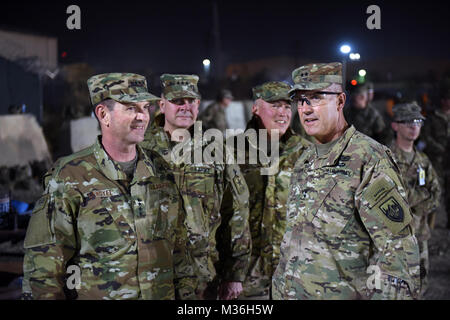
xmin=218 ymin=281 xmax=243 ymax=300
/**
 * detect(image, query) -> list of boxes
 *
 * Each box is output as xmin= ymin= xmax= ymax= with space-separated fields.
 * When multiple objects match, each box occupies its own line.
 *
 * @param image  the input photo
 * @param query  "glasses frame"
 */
xmin=395 ymin=119 xmax=424 ymax=128
xmin=294 ymin=91 xmax=343 ymax=107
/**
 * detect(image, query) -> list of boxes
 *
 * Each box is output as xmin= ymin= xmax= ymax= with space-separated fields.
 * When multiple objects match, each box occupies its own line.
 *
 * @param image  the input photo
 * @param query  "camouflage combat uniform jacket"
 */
xmin=140 ymin=114 xmax=250 ymax=293
xmin=22 ymin=137 xmax=186 ymax=300
xmin=199 ymin=102 xmax=228 ymax=133
xmin=388 ymin=143 xmax=441 ymax=242
xmin=344 ymin=103 xmax=386 ymax=143
xmin=221 ymin=118 xmax=311 ymax=297
xmin=422 ymin=109 xmax=450 ymax=178
xmin=272 ymin=126 xmax=421 ymax=300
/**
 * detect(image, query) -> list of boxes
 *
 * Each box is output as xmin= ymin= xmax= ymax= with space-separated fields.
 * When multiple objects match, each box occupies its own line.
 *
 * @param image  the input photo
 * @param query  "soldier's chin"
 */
xmin=175 ymin=119 xmax=194 ymax=128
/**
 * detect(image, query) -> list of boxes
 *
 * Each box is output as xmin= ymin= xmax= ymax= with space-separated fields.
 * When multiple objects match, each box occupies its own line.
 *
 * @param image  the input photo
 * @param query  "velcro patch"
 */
xmin=365 ymin=178 xmax=394 ymax=208
xmin=364 ymin=176 xmax=412 ymax=234
xmin=24 ymin=194 xmax=55 ymax=248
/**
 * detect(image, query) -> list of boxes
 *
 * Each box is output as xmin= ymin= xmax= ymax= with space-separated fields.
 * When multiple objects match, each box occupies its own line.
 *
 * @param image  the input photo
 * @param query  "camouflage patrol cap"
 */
xmin=87 ymin=73 xmax=160 ymax=106
xmin=160 ymin=74 xmax=201 ymax=100
xmin=252 ymin=81 xmax=292 ymax=102
xmin=290 ymin=62 xmax=343 ymax=94
xmin=392 ymin=102 xmax=426 ymax=122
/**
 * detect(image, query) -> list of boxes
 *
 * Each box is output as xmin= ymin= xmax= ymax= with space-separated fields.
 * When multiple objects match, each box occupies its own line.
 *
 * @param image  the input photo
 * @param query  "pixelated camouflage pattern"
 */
xmin=22 ymin=137 xmax=191 ymax=300
xmin=389 ymin=143 xmax=441 ymax=296
xmin=87 ymin=73 xmax=160 ymax=106
xmin=140 ymin=113 xmax=251 ymax=299
xmin=252 ymin=81 xmax=293 ymax=102
xmin=392 ymin=102 xmax=426 ymax=122
xmin=422 ymin=109 xmax=450 ymax=227
xmin=422 ymin=109 xmax=450 ymax=177
xmin=199 ymin=102 xmax=228 ymax=133
xmin=344 ymin=103 xmax=386 ymax=143
xmin=221 ymin=117 xmax=311 ymax=298
xmin=290 ymin=62 xmax=343 ymax=94
xmin=160 ymin=74 xmax=201 ymax=100
xmin=272 ymin=126 xmax=421 ymax=300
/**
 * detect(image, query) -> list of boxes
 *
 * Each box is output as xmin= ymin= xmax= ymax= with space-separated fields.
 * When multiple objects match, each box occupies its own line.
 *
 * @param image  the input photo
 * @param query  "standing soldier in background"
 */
xmin=272 ymin=62 xmax=421 ymax=300
xmin=220 ymin=81 xmax=311 ymax=299
xmin=199 ymin=89 xmax=234 ymax=134
xmin=344 ymin=83 xmax=386 ymax=144
xmin=140 ymin=74 xmax=250 ymax=300
xmin=22 ymin=73 xmax=189 ymax=299
xmin=389 ymin=102 xmax=441 ymax=297
xmin=422 ymin=82 xmax=450 ymax=229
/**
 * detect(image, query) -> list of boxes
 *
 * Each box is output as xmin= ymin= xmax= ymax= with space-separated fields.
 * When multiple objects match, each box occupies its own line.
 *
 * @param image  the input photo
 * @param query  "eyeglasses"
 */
xmin=169 ymin=98 xmax=197 ymax=106
xmin=294 ymin=91 xmax=343 ymax=107
xmin=396 ymin=119 xmax=424 ymax=128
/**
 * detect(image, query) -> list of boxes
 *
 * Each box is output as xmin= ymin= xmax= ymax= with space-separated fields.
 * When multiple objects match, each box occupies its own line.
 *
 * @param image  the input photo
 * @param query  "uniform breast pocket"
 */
xmin=184 ymin=165 xmax=216 ymax=195
xmin=79 ymin=191 xmax=133 ymax=259
xmin=149 ymin=187 xmax=178 ymax=241
xmin=310 ymin=177 xmax=355 ymax=237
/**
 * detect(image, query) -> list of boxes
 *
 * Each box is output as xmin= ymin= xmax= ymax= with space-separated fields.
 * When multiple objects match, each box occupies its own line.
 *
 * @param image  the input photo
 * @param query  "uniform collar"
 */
xmin=388 ymin=141 xmax=417 ymax=165
xmin=311 ymin=125 xmax=357 ymax=168
xmin=93 ymin=136 xmax=155 ymax=182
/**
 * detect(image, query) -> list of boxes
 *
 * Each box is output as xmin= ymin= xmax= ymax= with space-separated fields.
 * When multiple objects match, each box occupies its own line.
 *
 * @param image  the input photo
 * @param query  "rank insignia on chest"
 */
xmin=379 ymin=196 xmax=404 ymax=222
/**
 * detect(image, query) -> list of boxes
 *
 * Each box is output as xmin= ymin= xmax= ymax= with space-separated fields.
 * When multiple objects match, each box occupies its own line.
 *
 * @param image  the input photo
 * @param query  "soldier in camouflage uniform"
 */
xmin=140 ymin=74 xmax=250 ymax=300
xmin=272 ymin=62 xmax=421 ymax=300
xmin=22 ymin=73 xmax=192 ymax=299
xmin=389 ymin=102 xmax=441 ymax=297
xmin=220 ymin=81 xmax=311 ymax=299
xmin=344 ymin=83 xmax=386 ymax=144
xmin=199 ymin=89 xmax=234 ymax=134
xmin=422 ymin=83 xmax=450 ymax=229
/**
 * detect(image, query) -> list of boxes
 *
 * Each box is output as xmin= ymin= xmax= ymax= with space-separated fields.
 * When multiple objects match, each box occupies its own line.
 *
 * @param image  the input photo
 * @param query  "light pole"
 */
xmin=340 ymin=44 xmax=351 ymax=89
xmin=203 ymin=59 xmax=211 ymax=79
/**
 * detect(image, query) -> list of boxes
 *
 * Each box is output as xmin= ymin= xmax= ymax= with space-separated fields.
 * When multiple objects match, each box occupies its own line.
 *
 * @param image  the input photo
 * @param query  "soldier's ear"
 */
xmin=337 ymin=92 xmax=346 ymax=111
xmin=159 ymin=99 xmax=165 ymax=114
xmin=252 ymin=101 xmax=260 ymax=115
xmin=95 ymin=104 xmax=110 ymax=127
xmin=391 ymin=122 xmax=398 ymax=132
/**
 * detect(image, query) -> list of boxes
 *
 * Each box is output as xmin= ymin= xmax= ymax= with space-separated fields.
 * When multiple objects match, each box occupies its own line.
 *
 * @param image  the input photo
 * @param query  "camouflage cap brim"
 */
xmin=289 ymin=82 xmax=333 ymax=94
xmin=394 ymin=114 xmax=426 ymax=122
xmin=264 ymin=93 xmax=292 ymax=102
xmin=110 ymin=92 xmax=161 ymax=104
xmin=165 ymin=90 xmax=201 ymax=101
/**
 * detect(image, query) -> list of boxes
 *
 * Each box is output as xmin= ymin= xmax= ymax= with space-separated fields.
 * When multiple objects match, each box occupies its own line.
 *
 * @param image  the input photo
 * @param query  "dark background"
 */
xmin=1 ymin=0 xmax=449 ymax=74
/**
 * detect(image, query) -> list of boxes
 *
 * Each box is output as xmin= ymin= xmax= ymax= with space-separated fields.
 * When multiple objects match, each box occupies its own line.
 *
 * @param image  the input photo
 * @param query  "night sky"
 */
xmin=1 ymin=0 xmax=449 ymax=75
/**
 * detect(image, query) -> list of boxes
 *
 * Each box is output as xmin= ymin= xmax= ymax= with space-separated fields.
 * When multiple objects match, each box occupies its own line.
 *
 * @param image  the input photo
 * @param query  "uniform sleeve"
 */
xmin=22 ymin=174 xmax=78 ymax=300
xmin=219 ymin=163 xmax=251 ymax=282
xmin=424 ymin=161 xmax=442 ymax=229
xmin=356 ymin=155 xmax=421 ymax=300
xmin=422 ymin=118 xmax=446 ymax=154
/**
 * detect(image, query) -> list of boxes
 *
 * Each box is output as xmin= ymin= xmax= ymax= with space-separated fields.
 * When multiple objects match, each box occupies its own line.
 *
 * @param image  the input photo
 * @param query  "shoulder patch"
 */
xmin=379 ymin=196 xmax=404 ymax=222
xmin=364 ymin=176 xmax=412 ymax=234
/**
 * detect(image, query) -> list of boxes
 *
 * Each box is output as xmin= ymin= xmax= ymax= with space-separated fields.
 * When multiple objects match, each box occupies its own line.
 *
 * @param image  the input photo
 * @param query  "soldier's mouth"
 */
xmin=275 ymin=120 xmax=287 ymax=124
xmin=304 ymin=118 xmax=318 ymax=124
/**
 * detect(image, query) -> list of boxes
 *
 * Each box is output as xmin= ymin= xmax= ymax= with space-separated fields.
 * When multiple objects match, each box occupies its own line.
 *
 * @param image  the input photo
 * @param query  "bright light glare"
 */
xmin=203 ymin=59 xmax=211 ymax=67
xmin=340 ymin=45 xmax=351 ymax=54
xmin=359 ymin=69 xmax=367 ymax=77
